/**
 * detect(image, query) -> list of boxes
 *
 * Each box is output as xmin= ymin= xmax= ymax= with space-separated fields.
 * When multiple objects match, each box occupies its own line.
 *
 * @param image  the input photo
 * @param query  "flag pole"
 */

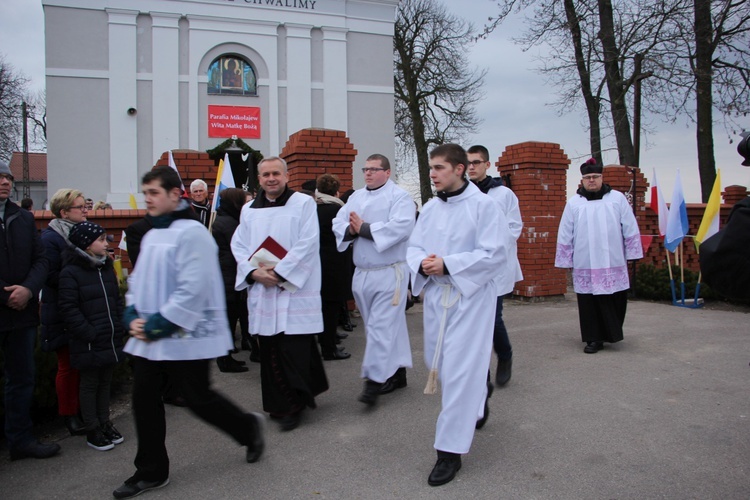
xmin=666 ymin=247 xmax=677 ymax=305
xmin=679 ymin=240 xmax=686 ymax=305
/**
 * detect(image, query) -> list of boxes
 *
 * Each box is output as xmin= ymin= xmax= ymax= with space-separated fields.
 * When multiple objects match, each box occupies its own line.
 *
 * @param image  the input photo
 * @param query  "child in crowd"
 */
xmin=58 ymin=221 xmax=125 ymax=451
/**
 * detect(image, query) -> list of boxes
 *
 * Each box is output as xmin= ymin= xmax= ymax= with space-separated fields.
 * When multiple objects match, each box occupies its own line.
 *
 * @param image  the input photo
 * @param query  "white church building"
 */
xmin=43 ymin=0 xmax=397 ymax=206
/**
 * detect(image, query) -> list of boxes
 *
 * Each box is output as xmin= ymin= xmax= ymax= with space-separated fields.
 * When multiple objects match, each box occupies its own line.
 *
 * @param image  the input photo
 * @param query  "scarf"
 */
xmin=48 ymin=217 xmax=77 ymax=241
xmin=315 ymin=191 xmax=344 ymax=206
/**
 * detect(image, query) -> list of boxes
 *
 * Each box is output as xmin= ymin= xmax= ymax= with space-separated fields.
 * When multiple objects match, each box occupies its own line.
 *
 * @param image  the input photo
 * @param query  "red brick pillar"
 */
xmin=497 ymin=142 xmax=570 ymax=300
xmin=280 ymin=129 xmax=357 ymax=192
xmin=723 ymin=185 xmax=748 ymax=206
xmin=155 ymin=150 xmax=219 ymax=203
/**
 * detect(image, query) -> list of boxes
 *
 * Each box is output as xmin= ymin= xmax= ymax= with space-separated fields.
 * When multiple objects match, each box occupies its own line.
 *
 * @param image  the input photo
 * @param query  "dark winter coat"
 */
xmin=211 ymin=204 xmax=242 ymax=299
xmin=124 ymin=216 xmax=154 ymax=266
xmin=317 ymin=201 xmax=349 ymax=301
xmin=0 ymin=200 xmax=48 ymax=332
xmin=40 ymin=226 xmax=72 ymax=351
xmin=58 ymin=250 xmax=125 ymax=370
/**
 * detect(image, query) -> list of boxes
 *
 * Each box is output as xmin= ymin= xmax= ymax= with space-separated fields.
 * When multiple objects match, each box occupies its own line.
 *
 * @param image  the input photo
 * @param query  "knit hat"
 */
xmin=580 ymin=158 xmax=603 ymax=175
xmin=0 ymin=160 xmax=12 ymax=179
xmin=68 ymin=221 xmax=106 ymax=250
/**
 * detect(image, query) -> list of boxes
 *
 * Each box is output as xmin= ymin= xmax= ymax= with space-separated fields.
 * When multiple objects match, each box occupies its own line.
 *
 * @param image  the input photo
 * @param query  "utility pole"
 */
xmin=21 ymin=101 xmax=31 ymax=199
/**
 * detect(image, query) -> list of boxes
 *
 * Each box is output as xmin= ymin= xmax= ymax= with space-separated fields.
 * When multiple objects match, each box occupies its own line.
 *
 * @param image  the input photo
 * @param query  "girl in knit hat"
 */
xmin=58 ymin=221 xmax=125 ymax=451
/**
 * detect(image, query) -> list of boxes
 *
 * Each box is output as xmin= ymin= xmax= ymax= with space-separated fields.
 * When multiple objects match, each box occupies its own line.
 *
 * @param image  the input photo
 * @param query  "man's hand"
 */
xmin=253 ymin=263 xmax=281 ymax=288
xmin=349 ymin=211 xmax=364 ymax=235
xmin=421 ymin=254 xmax=445 ymax=276
xmin=4 ymin=285 xmax=32 ymax=311
xmin=129 ymin=318 xmax=149 ymax=342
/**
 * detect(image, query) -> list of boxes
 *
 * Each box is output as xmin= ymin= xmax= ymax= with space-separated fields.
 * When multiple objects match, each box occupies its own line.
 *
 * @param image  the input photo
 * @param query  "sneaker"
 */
xmin=87 ymin=427 xmax=114 ymax=451
xmin=102 ymin=421 xmax=124 ymax=445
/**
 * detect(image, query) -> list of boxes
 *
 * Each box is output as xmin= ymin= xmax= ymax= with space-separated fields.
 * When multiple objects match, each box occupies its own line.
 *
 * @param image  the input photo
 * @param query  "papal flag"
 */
xmin=695 ymin=170 xmax=722 ymax=247
xmin=118 ymin=230 xmax=128 ymax=251
xmin=211 ymin=152 xmax=236 ymax=213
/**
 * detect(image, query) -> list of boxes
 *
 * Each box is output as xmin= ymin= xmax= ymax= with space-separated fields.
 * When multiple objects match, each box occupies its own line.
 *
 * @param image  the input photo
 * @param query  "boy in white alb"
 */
xmin=407 ymin=144 xmax=508 ymax=486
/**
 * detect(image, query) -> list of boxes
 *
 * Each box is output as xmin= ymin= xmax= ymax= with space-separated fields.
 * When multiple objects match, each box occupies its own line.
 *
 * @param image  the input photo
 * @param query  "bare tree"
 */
xmin=27 ymin=88 xmax=47 ymax=150
xmin=394 ymin=0 xmax=486 ymax=204
xmin=0 ymin=56 xmax=29 ymax=163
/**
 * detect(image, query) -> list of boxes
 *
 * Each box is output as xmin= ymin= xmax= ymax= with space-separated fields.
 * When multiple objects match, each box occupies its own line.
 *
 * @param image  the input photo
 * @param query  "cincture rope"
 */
xmin=424 ymin=283 xmax=460 ymax=395
xmin=358 ymin=261 xmax=406 ymax=306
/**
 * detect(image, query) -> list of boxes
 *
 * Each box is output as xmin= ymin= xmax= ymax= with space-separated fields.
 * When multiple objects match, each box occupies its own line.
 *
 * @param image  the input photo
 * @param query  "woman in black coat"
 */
xmin=211 ymin=187 xmax=256 ymax=371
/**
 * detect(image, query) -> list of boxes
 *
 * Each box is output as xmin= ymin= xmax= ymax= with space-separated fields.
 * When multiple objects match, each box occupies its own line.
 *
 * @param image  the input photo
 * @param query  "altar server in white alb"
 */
xmin=407 ymin=144 xmax=507 ymax=487
xmin=231 ymin=157 xmax=328 ymax=432
xmin=114 ymin=166 xmax=264 ymax=500
xmin=467 ymin=145 xmax=523 ymax=388
xmin=555 ymin=159 xmax=643 ymax=354
xmin=332 ymin=153 xmax=415 ymax=406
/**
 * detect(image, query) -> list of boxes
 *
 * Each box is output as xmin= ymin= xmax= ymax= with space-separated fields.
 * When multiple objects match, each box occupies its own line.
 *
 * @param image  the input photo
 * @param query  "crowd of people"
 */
xmin=0 ymin=145 xmax=649 ymax=496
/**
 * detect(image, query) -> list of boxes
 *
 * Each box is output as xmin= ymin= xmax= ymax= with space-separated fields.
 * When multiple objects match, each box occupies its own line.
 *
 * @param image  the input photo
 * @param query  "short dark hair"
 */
xmin=366 ymin=153 xmax=391 ymax=171
xmin=142 ymin=165 xmax=183 ymax=193
xmin=467 ymin=145 xmax=489 ymax=162
xmin=20 ymin=198 xmax=34 ymax=210
xmin=316 ymin=174 xmax=340 ymax=196
xmin=430 ymin=143 xmax=469 ymax=177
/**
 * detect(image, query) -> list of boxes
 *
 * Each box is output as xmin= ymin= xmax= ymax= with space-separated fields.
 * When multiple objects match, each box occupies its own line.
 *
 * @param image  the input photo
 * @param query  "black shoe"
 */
xmin=278 ymin=412 xmax=301 ymax=432
xmin=322 ymin=347 xmax=351 ymax=360
xmin=217 ymin=355 xmax=249 ymax=373
xmin=249 ymin=350 xmax=261 ymax=363
xmin=336 ymin=332 xmax=349 ymax=340
xmin=584 ymin=341 xmax=604 ymax=354
xmin=163 ymin=395 xmax=187 ymax=407
xmin=476 ymin=398 xmax=490 ymax=430
xmin=113 ymin=477 xmax=169 ymax=499
xmin=102 ymin=421 xmax=124 ymax=445
xmin=245 ymin=412 xmax=266 ymax=463
xmin=358 ymin=380 xmax=381 ymax=406
xmin=495 ymin=358 xmax=512 ymax=386
xmin=428 ymin=452 xmax=462 ymax=486
xmin=64 ymin=414 xmax=87 ymax=436
xmin=341 ymin=322 xmax=354 ymax=332
xmin=87 ymin=427 xmax=114 ymax=451
xmin=9 ymin=440 xmax=61 ymax=461
xmin=379 ymin=367 xmax=407 ymax=394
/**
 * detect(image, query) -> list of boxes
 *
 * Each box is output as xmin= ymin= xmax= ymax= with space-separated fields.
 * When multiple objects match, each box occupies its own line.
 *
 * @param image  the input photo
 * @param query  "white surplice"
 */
xmin=124 ymin=219 xmax=233 ymax=361
xmin=486 ymin=184 xmax=523 ymax=295
xmin=332 ymin=179 xmax=415 ymax=382
xmin=407 ymin=181 xmax=507 ymax=454
xmin=555 ymin=189 xmax=643 ymax=294
xmin=231 ymin=192 xmax=323 ymax=336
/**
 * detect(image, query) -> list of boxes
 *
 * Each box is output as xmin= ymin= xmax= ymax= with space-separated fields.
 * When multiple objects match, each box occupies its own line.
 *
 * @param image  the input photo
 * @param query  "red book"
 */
xmin=250 ymin=236 xmax=287 ymax=261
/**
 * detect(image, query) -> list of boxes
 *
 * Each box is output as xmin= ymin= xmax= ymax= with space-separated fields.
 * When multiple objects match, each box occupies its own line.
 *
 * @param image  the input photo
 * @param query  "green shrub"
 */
xmin=633 ymin=263 xmax=719 ymax=301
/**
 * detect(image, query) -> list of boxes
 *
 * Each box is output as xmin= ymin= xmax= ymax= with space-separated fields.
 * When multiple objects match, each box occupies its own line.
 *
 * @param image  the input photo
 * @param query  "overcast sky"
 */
xmin=1 ymin=0 xmax=748 ymax=202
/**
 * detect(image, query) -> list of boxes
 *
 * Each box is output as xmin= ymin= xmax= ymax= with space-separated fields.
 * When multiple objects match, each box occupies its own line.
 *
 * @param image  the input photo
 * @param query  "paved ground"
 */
xmin=1 ymin=295 xmax=749 ymax=499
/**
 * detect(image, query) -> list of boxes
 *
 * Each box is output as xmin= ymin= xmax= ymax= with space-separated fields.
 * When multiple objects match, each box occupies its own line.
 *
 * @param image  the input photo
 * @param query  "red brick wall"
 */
xmin=154 ymin=150 xmax=219 ymax=204
xmin=280 ymin=129 xmax=357 ymax=192
xmin=497 ymin=142 xmax=570 ymax=299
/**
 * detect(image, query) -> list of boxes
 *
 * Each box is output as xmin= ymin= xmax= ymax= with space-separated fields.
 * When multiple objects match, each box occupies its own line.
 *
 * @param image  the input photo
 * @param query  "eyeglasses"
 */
xmin=68 ymin=205 xmax=88 ymax=211
xmin=0 ymin=173 xmax=14 ymax=182
xmin=362 ymin=168 xmax=386 ymax=173
xmin=582 ymin=174 xmax=602 ymax=181
xmin=468 ymin=160 xmax=487 ymax=166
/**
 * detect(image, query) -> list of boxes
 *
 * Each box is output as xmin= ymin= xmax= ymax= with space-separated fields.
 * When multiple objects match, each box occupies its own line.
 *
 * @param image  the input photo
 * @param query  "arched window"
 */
xmin=207 ymin=55 xmax=257 ymax=96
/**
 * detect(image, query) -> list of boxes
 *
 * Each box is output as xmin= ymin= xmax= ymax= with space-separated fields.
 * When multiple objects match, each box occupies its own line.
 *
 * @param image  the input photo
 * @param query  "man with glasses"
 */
xmin=467 ymin=145 xmax=522 ymax=388
xmin=333 ymin=154 xmax=415 ymax=406
xmin=0 ymin=161 xmax=59 ymax=460
xmin=555 ymin=159 xmax=643 ymax=354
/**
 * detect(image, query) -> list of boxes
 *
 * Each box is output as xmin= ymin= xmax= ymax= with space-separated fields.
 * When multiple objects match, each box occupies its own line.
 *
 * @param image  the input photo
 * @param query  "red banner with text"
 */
xmin=208 ymin=105 xmax=261 ymax=138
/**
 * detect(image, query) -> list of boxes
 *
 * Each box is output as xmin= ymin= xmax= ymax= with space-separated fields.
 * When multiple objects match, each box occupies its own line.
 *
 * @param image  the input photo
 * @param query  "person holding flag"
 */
xmin=555 ymin=159 xmax=643 ymax=354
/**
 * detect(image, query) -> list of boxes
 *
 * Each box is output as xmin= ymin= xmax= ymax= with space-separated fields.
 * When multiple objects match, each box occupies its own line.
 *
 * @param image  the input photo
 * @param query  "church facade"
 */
xmin=43 ymin=0 xmax=397 ymax=206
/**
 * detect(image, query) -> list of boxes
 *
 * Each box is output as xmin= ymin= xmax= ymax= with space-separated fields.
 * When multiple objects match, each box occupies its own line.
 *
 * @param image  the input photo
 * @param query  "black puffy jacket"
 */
xmin=58 ymin=250 xmax=125 ymax=370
